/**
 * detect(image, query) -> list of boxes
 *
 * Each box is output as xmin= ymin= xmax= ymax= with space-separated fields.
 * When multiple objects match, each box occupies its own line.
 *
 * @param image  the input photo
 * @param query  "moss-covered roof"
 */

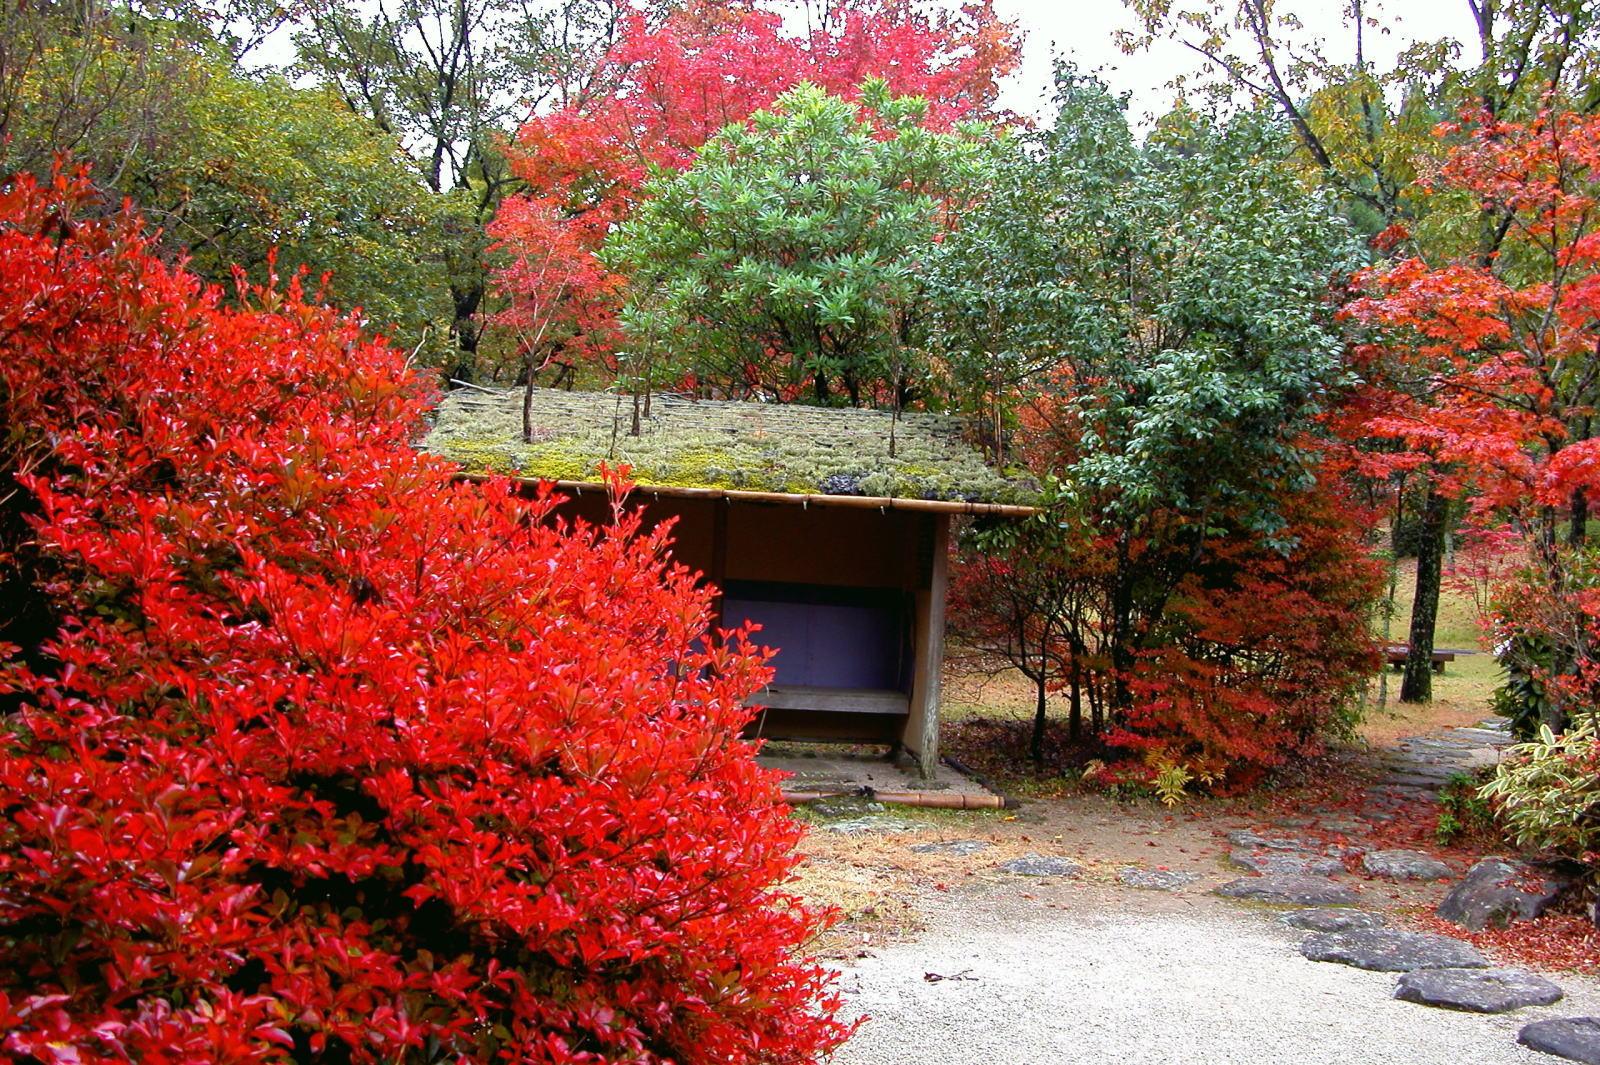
xmin=425 ymin=387 xmax=1037 ymax=507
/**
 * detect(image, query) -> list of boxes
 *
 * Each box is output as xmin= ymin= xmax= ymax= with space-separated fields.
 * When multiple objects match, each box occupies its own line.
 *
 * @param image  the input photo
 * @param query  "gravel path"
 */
xmin=831 ymin=888 xmax=1600 ymax=1065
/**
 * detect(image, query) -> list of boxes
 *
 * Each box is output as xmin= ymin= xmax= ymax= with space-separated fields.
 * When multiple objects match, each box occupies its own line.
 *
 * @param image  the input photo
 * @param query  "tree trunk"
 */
xmin=1029 ymin=670 xmax=1048 ymax=764
xmin=812 ymin=368 xmax=829 ymax=404
xmin=1110 ymin=575 xmax=1135 ymax=714
xmin=1570 ymin=487 xmax=1588 ymax=548
xmin=1068 ymin=663 xmax=1082 ymax=743
xmin=1401 ymin=488 xmax=1447 ymax=703
xmin=450 ymin=279 xmax=483 ymax=384
xmin=522 ymin=368 xmax=536 ymax=443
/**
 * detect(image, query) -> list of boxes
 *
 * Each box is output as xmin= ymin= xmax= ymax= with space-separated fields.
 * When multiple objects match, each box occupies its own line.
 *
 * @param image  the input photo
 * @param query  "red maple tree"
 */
xmin=1346 ymin=109 xmax=1600 ymax=548
xmin=0 ymin=172 xmax=849 ymax=1063
xmin=1344 ymin=108 xmax=1600 ymax=725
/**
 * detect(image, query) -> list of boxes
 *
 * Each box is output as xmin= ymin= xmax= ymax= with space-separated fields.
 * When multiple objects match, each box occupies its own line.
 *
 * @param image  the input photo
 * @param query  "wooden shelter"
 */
xmin=425 ymin=387 xmax=1037 ymax=777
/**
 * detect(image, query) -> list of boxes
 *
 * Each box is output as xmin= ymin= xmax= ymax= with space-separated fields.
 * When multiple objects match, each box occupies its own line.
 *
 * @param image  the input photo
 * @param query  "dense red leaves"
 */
xmin=512 ymin=0 xmax=1017 ymax=209
xmin=491 ymin=195 xmax=622 ymax=378
xmin=1341 ymin=109 xmax=1600 ymax=727
xmin=0 ymin=173 xmax=848 ymax=1063
xmin=490 ymin=0 xmax=1020 ymax=379
xmin=1115 ymin=474 xmax=1385 ymax=790
xmin=1343 ymin=110 xmax=1600 ymax=519
xmin=1412 ymin=912 xmax=1600 ymax=974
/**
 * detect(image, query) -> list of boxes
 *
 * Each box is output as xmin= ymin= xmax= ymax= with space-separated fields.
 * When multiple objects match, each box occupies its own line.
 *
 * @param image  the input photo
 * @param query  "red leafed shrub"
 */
xmin=0 ymin=172 xmax=848 ymax=1063
xmin=1112 ymin=477 xmax=1386 ymax=792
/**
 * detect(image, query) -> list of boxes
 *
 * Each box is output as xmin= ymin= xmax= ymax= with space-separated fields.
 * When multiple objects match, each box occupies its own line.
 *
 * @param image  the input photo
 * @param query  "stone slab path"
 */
xmin=811 ymin=713 xmax=1600 ymax=1063
xmin=1365 ymin=718 xmax=1515 ymax=812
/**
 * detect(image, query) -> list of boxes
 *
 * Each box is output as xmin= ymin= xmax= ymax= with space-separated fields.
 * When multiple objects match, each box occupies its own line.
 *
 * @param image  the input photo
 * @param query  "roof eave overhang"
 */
xmin=452 ymin=472 xmax=1040 ymax=518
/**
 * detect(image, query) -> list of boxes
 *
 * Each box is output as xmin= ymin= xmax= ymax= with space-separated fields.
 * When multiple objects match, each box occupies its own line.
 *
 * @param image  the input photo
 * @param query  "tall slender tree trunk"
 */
xmin=1570 ymin=487 xmax=1588 ymax=548
xmin=1401 ymin=487 xmax=1448 ymax=703
xmin=450 ymin=280 xmax=483 ymax=384
xmin=1109 ymin=539 xmax=1135 ymax=713
xmin=522 ymin=367 xmax=536 ymax=443
xmin=1029 ymin=668 xmax=1048 ymax=764
xmin=1068 ymin=662 xmax=1082 ymax=742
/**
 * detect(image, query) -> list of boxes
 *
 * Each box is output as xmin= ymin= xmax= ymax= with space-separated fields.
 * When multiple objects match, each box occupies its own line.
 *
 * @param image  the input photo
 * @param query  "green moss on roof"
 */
xmin=425 ymin=387 xmax=1037 ymax=505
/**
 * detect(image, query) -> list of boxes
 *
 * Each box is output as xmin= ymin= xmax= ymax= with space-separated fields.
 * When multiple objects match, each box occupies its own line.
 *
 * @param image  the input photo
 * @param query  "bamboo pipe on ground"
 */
xmin=782 ymin=787 xmax=1012 ymax=810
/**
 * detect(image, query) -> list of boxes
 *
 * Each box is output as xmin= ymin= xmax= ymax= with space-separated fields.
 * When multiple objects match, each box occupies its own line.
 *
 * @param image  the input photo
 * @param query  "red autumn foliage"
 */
xmin=1412 ymin=912 xmax=1600 ymax=974
xmin=949 ymin=373 xmax=1382 ymax=793
xmin=1343 ymin=109 xmax=1600 ymax=525
xmin=491 ymin=195 xmax=622 ymax=383
xmin=490 ymin=0 xmax=1020 ymax=381
xmin=1113 ymin=473 xmax=1386 ymax=790
xmin=0 ymin=172 xmax=848 ymax=1063
xmin=1342 ymin=108 xmax=1600 ymax=728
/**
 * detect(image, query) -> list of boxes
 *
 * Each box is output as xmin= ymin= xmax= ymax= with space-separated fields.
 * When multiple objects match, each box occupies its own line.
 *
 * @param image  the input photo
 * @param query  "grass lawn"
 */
xmin=1362 ymin=556 xmax=1504 ymax=745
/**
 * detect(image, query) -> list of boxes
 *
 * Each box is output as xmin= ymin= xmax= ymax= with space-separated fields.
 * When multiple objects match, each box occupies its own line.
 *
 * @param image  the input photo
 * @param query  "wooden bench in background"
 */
xmin=1385 ymin=645 xmax=1475 ymax=673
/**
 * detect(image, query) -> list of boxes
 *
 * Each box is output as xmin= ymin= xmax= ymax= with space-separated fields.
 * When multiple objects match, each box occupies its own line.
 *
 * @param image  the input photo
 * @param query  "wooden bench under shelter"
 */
xmin=425 ymin=386 xmax=1039 ymax=778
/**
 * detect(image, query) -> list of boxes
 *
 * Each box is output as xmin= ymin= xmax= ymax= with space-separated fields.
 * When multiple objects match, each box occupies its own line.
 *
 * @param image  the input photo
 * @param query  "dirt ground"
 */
xmin=794 ymin=788 xmax=1445 ymax=959
xmin=828 ymin=887 xmax=1599 ymax=1065
xmin=786 ymin=668 xmax=1595 ymax=1063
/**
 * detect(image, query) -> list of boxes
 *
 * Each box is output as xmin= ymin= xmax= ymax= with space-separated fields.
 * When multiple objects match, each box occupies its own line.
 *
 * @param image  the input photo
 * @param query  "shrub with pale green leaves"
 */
xmin=1481 ymin=718 xmax=1600 ymax=877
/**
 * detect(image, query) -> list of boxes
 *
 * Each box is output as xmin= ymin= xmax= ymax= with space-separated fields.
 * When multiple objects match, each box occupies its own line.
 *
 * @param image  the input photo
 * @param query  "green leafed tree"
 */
xmin=146 ymin=67 xmax=451 ymax=347
xmin=602 ymin=80 xmax=994 ymax=408
xmin=289 ymin=0 xmax=623 ymax=380
xmin=933 ymin=68 xmax=1365 ymax=695
xmin=0 ymin=6 xmax=451 ymax=351
xmin=1120 ymin=0 xmax=1600 ymax=701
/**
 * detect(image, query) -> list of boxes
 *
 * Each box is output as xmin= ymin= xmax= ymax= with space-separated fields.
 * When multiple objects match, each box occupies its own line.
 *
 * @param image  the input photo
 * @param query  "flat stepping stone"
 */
xmin=1382 ymin=754 xmax=1466 ymax=771
xmin=1367 ymin=784 xmax=1437 ymax=800
xmin=1215 ymin=875 xmax=1359 ymax=906
xmin=1119 ymin=867 xmax=1200 ymax=891
xmin=1363 ymin=849 xmax=1452 ymax=880
xmin=1521 ymin=1018 xmax=1600 ymax=1063
xmin=1379 ymin=768 xmax=1463 ymax=785
xmin=1395 ymin=968 xmax=1563 ymax=1013
xmin=1300 ymin=929 xmax=1487 ymax=971
xmin=1379 ymin=773 xmax=1457 ymax=789
xmin=1231 ymin=850 xmax=1344 ymax=877
xmin=823 ymin=815 xmax=914 ymax=834
xmin=1439 ymin=857 xmax=1569 ymax=931
xmin=911 ymin=839 xmax=992 ymax=856
xmin=999 ymin=854 xmax=1080 ymax=877
xmin=1451 ymin=727 xmax=1513 ymax=742
xmin=809 ymin=797 xmax=886 ymax=818
xmin=1227 ymin=830 xmax=1319 ymax=852
xmin=1280 ymin=908 xmax=1386 ymax=932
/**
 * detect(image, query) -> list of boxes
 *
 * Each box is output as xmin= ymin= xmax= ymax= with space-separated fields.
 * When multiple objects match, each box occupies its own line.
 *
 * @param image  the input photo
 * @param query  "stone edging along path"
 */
xmin=1243 ymin=877 xmax=1594 ymax=1061
xmin=826 ymin=714 xmax=1594 ymax=1061
xmin=1208 ymin=717 xmax=1600 ymax=1064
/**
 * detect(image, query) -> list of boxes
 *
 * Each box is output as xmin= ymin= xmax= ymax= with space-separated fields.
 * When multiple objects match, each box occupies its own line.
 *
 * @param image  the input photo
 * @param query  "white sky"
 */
xmin=991 ymin=0 xmax=1480 ymax=123
xmin=250 ymin=1 xmax=1483 ymax=133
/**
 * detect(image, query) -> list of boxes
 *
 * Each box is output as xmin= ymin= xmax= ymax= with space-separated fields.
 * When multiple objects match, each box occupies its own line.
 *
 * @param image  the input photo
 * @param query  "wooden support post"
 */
xmin=710 ymin=499 xmax=728 ymax=631
xmin=902 ymin=513 xmax=950 ymax=779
